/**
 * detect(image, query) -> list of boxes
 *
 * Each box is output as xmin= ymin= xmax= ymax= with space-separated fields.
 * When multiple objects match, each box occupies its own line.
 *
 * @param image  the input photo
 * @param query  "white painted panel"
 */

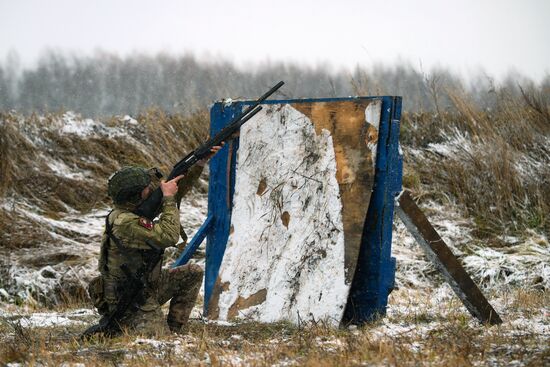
xmin=215 ymin=104 xmax=348 ymax=325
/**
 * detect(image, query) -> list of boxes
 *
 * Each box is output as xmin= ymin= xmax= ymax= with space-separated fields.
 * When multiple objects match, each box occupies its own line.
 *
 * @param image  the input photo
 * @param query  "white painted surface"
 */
xmin=216 ymin=104 xmax=348 ymax=325
xmin=365 ymin=100 xmax=381 ymax=129
xmin=365 ymin=100 xmax=382 ymax=169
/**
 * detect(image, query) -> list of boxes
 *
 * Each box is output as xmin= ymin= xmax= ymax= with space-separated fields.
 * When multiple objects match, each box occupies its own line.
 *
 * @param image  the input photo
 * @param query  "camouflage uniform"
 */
xmin=91 ymin=165 xmax=204 ymax=336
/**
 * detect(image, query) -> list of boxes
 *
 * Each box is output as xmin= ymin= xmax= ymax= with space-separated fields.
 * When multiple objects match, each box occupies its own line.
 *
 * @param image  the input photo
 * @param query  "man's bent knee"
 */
xmin=169 ymin=263 xmax=204 ymax=277
xmin=189 ymin=263 xmax=203 ymax=275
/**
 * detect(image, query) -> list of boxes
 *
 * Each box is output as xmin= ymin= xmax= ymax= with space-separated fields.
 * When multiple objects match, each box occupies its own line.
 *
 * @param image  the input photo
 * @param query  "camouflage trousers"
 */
xmin=111 ymin=263 xmax=203 ymax=336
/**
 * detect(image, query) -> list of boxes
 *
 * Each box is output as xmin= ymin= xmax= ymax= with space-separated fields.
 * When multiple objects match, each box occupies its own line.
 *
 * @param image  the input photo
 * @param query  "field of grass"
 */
xmin=0 ymin=287 xmax=548 ymax=366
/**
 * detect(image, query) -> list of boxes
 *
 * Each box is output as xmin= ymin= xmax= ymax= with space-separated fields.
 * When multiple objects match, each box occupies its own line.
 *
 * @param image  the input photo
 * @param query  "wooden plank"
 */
xmin=293 ymin=100 xmax=380 ymax=281
xmin=204 ymin=103 xmax=240 ymax=314
xmin=395 ymin=190 xmax=503 ymax=325
xmin=173 ymin=215 xmax=214 ymax=267
xmin=207 ymin=99 xmax=382 ymax=324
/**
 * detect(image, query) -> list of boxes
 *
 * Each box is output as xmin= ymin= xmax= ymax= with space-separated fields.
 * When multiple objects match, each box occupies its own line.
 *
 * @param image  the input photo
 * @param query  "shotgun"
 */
xmin=135 ymin=81 xmax=284 ymax=220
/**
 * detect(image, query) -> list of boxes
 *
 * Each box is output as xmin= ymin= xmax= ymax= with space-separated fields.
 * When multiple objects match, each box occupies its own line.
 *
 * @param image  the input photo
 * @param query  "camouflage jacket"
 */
xmin=98 ymin=165 xmax=203 ymax=309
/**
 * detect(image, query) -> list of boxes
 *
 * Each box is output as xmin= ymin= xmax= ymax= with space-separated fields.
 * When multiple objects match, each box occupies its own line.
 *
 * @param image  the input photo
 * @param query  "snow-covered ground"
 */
xmin=392 ymin=200 xmax=550 ymax=291
xmin=1 ymin=168 xmax=548 ymax=309
xmin=2 ymin=187 xmax=548 ymax=319
xmin=2 ymin=111 xmax=547 ymax=305
xmin=0 ymin=285 xmax=547 ymax=366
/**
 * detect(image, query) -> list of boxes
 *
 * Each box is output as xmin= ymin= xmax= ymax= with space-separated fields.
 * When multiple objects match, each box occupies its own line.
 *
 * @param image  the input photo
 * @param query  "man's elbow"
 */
xmin=159 ymin=232 xmax=180 ymax=248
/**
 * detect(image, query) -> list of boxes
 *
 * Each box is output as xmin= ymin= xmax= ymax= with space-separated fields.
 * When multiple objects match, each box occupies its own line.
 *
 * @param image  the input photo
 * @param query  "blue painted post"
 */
xmin=203 ymin=102 xmax=241 ymax=314
xmin=173 ymin=215 xmax=214 ymax=266
xmin=343 ymin=96 xmax=403 ymax=324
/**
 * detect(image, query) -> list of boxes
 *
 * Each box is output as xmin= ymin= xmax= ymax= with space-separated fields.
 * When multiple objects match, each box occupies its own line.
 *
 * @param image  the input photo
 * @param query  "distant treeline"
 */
xmin=0 ymin=50 xmax=547 ymax=117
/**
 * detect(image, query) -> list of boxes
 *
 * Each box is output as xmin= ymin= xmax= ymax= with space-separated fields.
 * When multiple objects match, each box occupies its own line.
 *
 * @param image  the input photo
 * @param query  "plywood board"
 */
xmin=395 ymin=190 xmax=502 ymax=325
xmin=208 ymin=100 xmax=381 ymax=325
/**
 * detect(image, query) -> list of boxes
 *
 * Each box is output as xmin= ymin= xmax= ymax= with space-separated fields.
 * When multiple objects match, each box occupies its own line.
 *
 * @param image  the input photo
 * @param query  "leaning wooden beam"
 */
xmin=395 ymin=190 xmax=503 ymax=325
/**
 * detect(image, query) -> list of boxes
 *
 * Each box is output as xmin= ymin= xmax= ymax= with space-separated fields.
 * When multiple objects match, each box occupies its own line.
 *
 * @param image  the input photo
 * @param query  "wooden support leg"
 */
xmin=395 ymin=190 xmax=503 ymax=325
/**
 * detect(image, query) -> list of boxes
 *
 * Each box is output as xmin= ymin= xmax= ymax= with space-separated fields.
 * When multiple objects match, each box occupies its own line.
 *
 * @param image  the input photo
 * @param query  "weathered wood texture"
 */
xmin=395 ymin=190 xmax=503 ymax=325
xmin=294 ymin=100 xmax=380 ymax=281
xmin=343 ymin=98 xmax=402 ymax=324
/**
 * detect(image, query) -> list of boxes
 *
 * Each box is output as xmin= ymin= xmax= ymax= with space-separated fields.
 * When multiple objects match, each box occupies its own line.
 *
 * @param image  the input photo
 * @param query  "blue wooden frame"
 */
xmin=343 ymin=96 xmax=403 ymax=324
xmin=174 ymin=96 xmax=403 ymax=323
xmin=174 ymin=215 xmax=214 ymax=266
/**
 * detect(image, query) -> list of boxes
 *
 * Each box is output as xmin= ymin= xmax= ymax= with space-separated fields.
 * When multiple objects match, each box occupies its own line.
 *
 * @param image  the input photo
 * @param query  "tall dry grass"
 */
xmin=1 ymin=82 xmax=548 ymax=243
xmin=401 ymin=83 xmax=549 ymax=238
xmin=0 ymin=109 xmax=209 ymax=249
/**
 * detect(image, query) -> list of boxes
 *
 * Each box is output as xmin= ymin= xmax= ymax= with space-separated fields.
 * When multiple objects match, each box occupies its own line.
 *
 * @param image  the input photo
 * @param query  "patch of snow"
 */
xmin=18 ymin=313 xmax=86 ymax=328
xmin=134 ymin=338 xmax=170 ymax=349
xmin=215 ymin=352 xmax=265 ymax=366
xmin=462 ymin=237 xmax=550 ymax=290
xmin=371 ymin=321 xmax=438 ymax=340
xmin=65 ymin=308 xmax=97 ymax=316
xmin=206 ymin=319 xmax=236 ymax=326
xmin=46 ymin=159 xmax=90 ymax=180
xmin=392 ymin=200 xmax=549 ymax=290
xmin=0 ymin=288 xmax=12 ymax=301
xmin=60 ymin=111 xmax=126 ymax=138
xmin=17 ymin=204 xmax=107 ymax=238
xmin=513 ymin=151 xmax=549 ymax=185
xmin=314 ymin=336 xmax=345 ymax=352
xmin=271 ymin=358 xmax=299 ymax=367
xmin=121 ymin=115 xmax=138 ymax=125
xmin=426 ymin=128 xmax=472 ymax=158
xmin=1 ymin=192 xmax=209 ymax=304
xmin=499 ymin=235 xmax=520 ymax=245
xmin=179 ymin=195 xmax=208 ymax=240
xmin=2 ymin=203 xmax=106 ymax=302
xmin=392 ymin=200 xmax=474 ymax=288
xmin=61 ymin=116 xmax=97 ymax=136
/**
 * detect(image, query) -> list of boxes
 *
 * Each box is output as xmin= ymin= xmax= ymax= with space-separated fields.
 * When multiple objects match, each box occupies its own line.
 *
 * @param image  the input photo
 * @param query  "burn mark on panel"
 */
xmin=281 ymin=211 xmax=290 ymax=228
xmin=227 ymin=289 xmax=268 ymax=320
xmin=365 ymin=126 xmax=379 ymax=147
xmin=256 ymin=177 xmax=268 ymax=196
xmin=208 ymin=278 xmax=229 ymax=319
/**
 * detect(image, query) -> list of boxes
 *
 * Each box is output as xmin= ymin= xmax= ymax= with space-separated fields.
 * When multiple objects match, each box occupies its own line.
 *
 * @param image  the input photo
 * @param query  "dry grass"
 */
xmin=400 ymin=83 xmax=550 ymax=238
xmin=0 ymin=109 xmax=209 ymax=249
xmin=1 ymin=83 xmax=547 ymax=242
xmin=0 ymin=288 xmax=547 ymax=366
xmin=0 ymin=109 xmax=210 ymax=306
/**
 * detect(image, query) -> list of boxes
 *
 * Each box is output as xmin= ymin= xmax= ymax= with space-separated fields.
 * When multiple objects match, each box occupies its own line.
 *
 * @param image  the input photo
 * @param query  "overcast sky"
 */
xmin=1 ymin=0 xmax=548 ymax=81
